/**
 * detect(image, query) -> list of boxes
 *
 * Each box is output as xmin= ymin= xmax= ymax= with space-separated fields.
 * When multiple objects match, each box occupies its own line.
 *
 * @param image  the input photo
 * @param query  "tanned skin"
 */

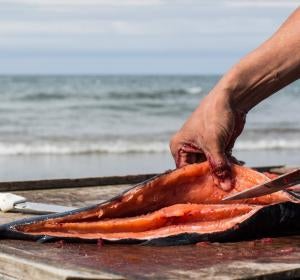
xmin=170 ymin=8 xmax=300 ymax=191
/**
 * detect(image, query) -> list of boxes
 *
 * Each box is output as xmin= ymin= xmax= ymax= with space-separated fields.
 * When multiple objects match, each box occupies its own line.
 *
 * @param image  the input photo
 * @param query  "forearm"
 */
xmin=211 ymin=8 xmax=300 ymax=112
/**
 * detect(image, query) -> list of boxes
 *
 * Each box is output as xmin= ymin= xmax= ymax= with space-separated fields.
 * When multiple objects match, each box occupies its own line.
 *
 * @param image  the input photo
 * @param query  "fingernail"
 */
xmin=219 ymin=177 xmax=232 ymax=191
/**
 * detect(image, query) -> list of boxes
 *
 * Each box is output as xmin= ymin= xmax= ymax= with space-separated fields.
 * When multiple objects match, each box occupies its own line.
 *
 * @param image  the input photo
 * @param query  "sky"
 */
xmin=0 ymin=0 xmax=299 ymax=74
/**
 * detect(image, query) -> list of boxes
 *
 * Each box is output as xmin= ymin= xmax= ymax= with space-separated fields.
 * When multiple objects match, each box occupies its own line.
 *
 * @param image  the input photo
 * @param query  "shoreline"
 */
xmin=0 ymin=149 xmax=298 ymax=181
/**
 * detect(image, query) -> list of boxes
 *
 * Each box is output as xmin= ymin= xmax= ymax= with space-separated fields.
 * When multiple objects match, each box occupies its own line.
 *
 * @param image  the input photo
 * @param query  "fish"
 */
xmin=1 ymin=162 xmax=300 ymax=245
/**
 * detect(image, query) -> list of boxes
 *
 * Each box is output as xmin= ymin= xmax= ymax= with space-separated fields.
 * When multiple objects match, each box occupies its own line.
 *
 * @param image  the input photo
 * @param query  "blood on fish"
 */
xmin=97 ymin=238 xmax=104 ymax=248
xmin=247 ymin=241 xmax=256 ymax=248
xmin=196 ymin=242 xmax=211 ymax=247
xmin=54 ymin=240 xmax=65 ymax=248
xmin=260 ymin=238 xmax=273 ymax=244
xmin=279 ymin=247 xmax=294 ymax=254
xmin=263 ymin=172 xmax=279 ymax=179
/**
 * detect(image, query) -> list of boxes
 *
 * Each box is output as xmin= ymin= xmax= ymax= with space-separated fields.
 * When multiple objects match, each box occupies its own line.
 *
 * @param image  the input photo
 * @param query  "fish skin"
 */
xmin=0 ymin=163 xmax=300 ymax=245
xmin=0 ymin=173 xmax=167 ymax=241
xmin=124 ymin=202 xmax=300 ymax=246
xmin=2 ymin=203 xmax=299 ymax=246
xmin=0 ymin=171 xmax=166 ymax=237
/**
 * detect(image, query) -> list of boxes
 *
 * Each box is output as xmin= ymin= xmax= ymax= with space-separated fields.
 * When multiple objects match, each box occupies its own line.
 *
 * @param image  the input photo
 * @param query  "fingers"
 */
xmin=170 ymin=134 xmax=206 ymax=168
xmin=170 ymin=135 xmax=234 ymax=191
xmin=174 ymin=143 xmax=234 ymax=191
xmin=204 ymin=148 xmax=233 ymax=191
xmin=175 ymin=144 xmax=206 ymax=168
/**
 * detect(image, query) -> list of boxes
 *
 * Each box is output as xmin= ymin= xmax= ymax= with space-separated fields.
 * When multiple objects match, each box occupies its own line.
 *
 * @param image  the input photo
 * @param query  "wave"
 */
xmin=0 ymin=141 xmax=168 ymax=155
xmin=17 ymin=92 xmax=68 ymax=101
xmin=0 ymin=139 xmax=299 ymax=155
xmin=185 ymin=86 xmax=202 ymax=95
xmin=108 ymin=87 xmax=203 ymax=99
xmin=14 ymin=86 xmax=204 ymax=102
xmin=235 ymin=139 xmax=300 ymax=150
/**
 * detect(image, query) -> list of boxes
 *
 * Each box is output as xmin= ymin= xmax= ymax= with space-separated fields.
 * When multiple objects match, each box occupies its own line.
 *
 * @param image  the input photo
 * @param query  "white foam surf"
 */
xmin=0 ymin=138 xmax=298 ymax=155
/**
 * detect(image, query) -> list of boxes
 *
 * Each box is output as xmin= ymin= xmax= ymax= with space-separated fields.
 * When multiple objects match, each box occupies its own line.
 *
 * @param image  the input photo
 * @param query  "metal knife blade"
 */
xmin=223 ymin=168 xmax=300 ymax=201
xmin=12 ymin=202 xmax=77 ymax=214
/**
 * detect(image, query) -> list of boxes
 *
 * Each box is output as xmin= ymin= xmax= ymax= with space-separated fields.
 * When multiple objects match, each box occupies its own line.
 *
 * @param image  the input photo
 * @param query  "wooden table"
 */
xmin=0 ymin=167 xmax=299 ymax=280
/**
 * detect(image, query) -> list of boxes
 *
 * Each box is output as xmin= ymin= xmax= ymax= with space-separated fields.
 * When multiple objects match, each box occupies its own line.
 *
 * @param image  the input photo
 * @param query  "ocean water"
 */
xmin=0 ymin=75 xmax=299 ymax=180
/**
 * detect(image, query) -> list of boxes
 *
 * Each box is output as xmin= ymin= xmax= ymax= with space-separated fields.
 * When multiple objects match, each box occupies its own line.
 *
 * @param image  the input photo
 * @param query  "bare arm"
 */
xmin=170 ymin=8 xmax=300 ymax=190
xmin=216 ymin=7 xmax=300 ymax=112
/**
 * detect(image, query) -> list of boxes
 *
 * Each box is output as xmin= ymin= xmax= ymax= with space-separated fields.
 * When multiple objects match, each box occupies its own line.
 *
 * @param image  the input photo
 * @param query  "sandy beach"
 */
xmin=0 ymin=148 xmax=298 ymax=181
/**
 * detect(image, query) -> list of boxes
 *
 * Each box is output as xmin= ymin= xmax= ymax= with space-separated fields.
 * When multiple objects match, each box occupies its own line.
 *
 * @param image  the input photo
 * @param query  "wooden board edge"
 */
xmin=0 ymin=251 xmax=124 ymax=280
xmin=0 ymin=173 xmax=157 ymax=192
xmin=0 ymin=165 xmax=293 ymax=192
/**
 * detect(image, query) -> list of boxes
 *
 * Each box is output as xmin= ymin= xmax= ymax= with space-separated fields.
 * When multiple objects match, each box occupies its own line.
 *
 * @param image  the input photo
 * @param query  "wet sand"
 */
xmin=0 ymin=149 xmax=299 ymax=181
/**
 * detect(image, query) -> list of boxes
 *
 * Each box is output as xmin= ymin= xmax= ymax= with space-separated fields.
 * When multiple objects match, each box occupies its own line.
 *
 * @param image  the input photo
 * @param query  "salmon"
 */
xmin=1 ymin=162 xmax=300 ymax=245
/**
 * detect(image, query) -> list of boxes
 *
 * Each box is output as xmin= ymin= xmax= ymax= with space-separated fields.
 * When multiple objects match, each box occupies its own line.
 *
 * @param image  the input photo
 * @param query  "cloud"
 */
xmin=0 ymin=20 xmax=115 ymax=35
xmin=226 ymin=0 xmax=300 ymax=7
xmin=0 ymin=15 xmax=277 ymax=37
xmin=0 ymin=0 xmax=298 ymax=73
xmin=7 ymin=0 xmax=164 ymax=6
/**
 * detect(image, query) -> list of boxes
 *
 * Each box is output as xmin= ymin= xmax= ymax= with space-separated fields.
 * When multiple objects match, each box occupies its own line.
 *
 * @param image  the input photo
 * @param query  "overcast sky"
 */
xmin=1 ymin=0 xmax=299 ymax=74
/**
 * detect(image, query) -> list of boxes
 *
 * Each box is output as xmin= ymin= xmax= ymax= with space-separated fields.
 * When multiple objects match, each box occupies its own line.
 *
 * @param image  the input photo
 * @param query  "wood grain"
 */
xmin=0 ymin=166 xmax=299 ymax=280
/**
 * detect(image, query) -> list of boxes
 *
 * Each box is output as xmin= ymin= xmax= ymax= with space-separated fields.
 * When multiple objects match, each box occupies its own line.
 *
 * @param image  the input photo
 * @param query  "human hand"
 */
xmin=169 ymin=92 xmax=246 ymax=191
xmin=170 ymin=8 xmax=300 ymax=191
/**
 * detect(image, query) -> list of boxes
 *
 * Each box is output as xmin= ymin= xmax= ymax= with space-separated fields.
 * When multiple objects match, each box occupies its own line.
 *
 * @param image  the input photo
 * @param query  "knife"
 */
xmin=0 ymin=192 xmax=76 ymax=214
xmin=223 ymin=168 xmax=300 ymax=201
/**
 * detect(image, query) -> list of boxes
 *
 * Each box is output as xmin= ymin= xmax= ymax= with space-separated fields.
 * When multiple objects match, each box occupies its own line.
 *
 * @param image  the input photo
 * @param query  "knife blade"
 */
xmin=223 ymin=168 xmax=300 ymax=201
xmin=11 ymin=202 xmax=77 ymax=214
xmin=0 ymin=192 xmax=76 ymax=214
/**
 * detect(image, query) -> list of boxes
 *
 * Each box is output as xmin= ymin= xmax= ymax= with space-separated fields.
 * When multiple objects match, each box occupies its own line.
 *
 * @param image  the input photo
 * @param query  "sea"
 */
xmin=0 ymin=75 xmax=299 ymax=181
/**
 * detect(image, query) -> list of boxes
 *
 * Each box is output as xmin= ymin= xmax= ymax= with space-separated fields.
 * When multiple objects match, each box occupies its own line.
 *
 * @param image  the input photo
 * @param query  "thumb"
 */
xmin=204 ymin=149 xmax=233 ymax=191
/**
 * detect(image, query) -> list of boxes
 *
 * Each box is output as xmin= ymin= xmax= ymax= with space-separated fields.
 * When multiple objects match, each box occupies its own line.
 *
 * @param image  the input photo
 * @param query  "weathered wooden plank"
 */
xmin=14 ymin=184 xmax=130 ymax=207
xmin=0 ymin=174 xmax=157 ymax=192
xmin=0 ymin=165 xmax=299 ymax=280
xmin=253 ymin=165 xmax=286 ymax=173
xmin=0 ymin=184 xmax=131 ymax=224
xmin=268 ymin=166 xmax=299 ymax=175
xmin=0 ymin=246 xmax=123 ymax=280
xmin=0 ymin=237 xmax=299 ymax=280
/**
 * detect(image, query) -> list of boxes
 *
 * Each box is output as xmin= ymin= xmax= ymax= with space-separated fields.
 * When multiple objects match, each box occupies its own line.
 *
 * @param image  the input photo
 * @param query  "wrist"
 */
xmin=209 ymin=63 xmax=268 ymax=114
xmin=207 ymin=68 xmax=250 ymax=114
